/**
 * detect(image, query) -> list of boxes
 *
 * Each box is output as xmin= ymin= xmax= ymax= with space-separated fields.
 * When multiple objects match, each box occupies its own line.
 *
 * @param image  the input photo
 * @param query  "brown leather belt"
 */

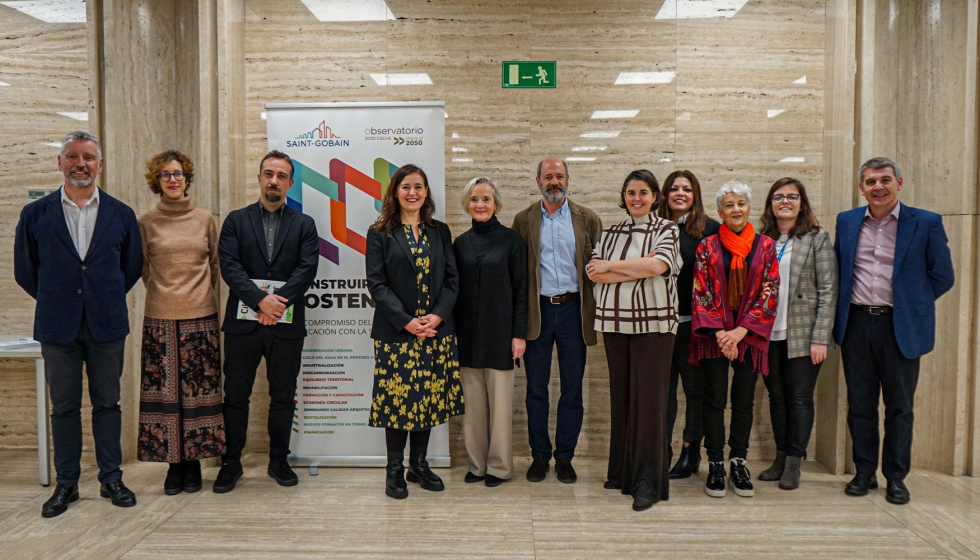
xmin=852 ymin=304 xmax=892 ymax=315
xmin=541 ymin=293 xmax=576 ymax=305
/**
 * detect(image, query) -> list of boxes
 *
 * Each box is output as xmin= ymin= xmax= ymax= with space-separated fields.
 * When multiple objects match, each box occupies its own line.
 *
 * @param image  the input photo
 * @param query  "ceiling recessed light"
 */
xmin=572 ymin=146 xmax=607 ymax=152
xmin=567 ymin=157 xmax=596 ymax=162
xmin=793 ymin=75 xmax=807 ymax=84
xmin=659 ymin=157 xmax=672 ymax=163
xmin=0 ymin=81 xmax=10 ymax=87
xmin=369 ymin=73 xmax=433 ymax=86
xmin=580 ymin=131 xmax=620 ymax=138
xmin=260 ymin=112 xmax=267 ymax=120
xmin=452 ymin=147 xmax=467 ymax=152
xmin=41 ymin=142 xmax=61 ymax=148
xmin=591 ymin=110 xmax=639 ymax=119
xmin=299 ymin=0 xmax=394 ymax=22
xmin=779 ymin=157 xmax=805 ymax=163
xmin=451 ymin=133 xmax=460 ymax=139
xmin=452 ymin=158 xmax=473 ymax=163
xmin=0 ymin=0 xmax=86 ymax=23
xmin=767 ymin=109 xmax=786 ymax=118
xmin=655 ymin=0 xmax=749 ymax=19
xmin=57 ymin=111 xmax=88 ymax=121
xmin=614 ymin=71 xmax=676 ymax=85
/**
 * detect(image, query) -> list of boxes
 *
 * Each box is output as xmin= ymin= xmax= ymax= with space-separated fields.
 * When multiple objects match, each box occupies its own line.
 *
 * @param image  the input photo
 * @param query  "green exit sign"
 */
xmin=502 ymin=61 xmax=556 ymax=89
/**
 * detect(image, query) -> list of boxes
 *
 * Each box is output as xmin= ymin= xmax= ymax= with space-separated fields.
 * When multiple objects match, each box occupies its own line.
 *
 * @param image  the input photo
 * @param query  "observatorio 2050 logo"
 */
xmin=287 ymin=121 xmax=350 ymax=148
xmin=363 ymin=125 xmax=424 ymax=145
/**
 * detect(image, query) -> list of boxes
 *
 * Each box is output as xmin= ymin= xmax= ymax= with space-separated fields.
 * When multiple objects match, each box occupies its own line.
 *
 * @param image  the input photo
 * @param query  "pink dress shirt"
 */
xmin=851 ymin=203 xmax=900 ymax=307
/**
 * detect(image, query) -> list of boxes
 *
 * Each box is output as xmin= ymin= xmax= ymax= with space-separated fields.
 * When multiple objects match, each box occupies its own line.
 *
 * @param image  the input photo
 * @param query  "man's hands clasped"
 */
xmin=255 ymin=294 xmax=290 ymax=326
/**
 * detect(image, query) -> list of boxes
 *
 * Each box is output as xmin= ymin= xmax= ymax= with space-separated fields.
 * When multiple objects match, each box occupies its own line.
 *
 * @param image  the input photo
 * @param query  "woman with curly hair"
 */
xmin=137 ymin=150 xmax=224 ymax=495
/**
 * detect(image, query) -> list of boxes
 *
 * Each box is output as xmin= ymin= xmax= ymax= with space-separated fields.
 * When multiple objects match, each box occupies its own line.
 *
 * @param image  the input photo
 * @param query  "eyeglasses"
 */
xmin=158 ymin=171 xmax=185 ymax=180
xmin=772 ymin=193 xmax=800 ymax=202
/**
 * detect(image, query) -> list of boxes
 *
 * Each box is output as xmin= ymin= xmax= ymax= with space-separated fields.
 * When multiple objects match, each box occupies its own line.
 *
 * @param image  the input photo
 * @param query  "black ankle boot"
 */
xmin=668 ymin=444 xmax=701 ymax=479
xmin=407 ymin=444 xmax=445 ymax=492
xmin=164 ymin=463 xmax=184 ymax=495
xmin=385 ymin=458 xmax=408 ymax=499
xmin=182 ymin=460 xmax=202 ymax=493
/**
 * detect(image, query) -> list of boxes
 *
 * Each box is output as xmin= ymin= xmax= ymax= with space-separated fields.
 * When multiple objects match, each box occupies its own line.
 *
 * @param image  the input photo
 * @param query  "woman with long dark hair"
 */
xmin=757 ymin=177 xmax=838 ymax=489
xmin=365 ymin=164 xmax=463 ymax=500
xmin=588 ymin=169 xmax=680 ymax=511
xmin=657 ymin=170 xmax=720 ymax=480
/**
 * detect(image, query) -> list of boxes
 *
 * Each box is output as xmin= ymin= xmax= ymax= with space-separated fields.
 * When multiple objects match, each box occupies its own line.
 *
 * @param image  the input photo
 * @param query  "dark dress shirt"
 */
xmin=260 ymin=203 xmax=284 ymax=261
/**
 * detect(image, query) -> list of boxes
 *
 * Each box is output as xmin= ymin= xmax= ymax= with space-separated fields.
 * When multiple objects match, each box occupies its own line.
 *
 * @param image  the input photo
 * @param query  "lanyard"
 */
xmin=777 ymin=238 xmax=790 ymax=263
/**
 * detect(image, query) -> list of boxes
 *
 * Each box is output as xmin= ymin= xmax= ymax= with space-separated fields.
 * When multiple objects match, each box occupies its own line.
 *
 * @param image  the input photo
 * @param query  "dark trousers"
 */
xmin=764 ymin=340 xmax=821 ymax=458
xmin=666 ymin=322 xmax=705 ymax=448
xmin=841 ymin=307 xmax=920 ymax=480
xmin=524 ymin=295 xmax=587 ymax=461
xmin=223 ymin=327 xmax=304 ymax=462
xmin=40 ymin=319 xmax=126 ymax=486
xmin=604 ymin=331 xmax=673 ymax=502
xmin=702 ymin=356 xmax=759 ymax=462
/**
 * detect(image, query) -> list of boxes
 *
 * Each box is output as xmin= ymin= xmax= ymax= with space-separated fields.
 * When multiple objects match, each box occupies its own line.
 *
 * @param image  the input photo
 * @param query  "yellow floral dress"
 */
xmin=370 ymin=224 xmax=464 ymax=430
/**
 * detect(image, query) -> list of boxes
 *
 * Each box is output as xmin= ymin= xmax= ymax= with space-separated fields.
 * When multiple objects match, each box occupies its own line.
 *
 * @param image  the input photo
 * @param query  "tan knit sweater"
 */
xmin=138 ymin=196 xmax=219 ymax=320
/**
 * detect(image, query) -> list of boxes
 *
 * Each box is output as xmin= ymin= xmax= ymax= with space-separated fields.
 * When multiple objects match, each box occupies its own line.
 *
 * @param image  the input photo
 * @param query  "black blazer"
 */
xmin=365 ymin=220 xmax=458 ymax=343
xmin=452 ymin=218 xmax=528 ymax=370
xmin=14 ymin=189 xmax=142 ymax=344
xmin=677 ymin=217 xmax=720 ymax=316
xmin=219 ymin=202 xmax=319 ymax=339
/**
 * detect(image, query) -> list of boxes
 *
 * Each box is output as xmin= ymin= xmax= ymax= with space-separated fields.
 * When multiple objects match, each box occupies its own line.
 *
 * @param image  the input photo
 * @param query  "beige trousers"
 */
xmin=461 ymin=367 xmax=515 ymax=479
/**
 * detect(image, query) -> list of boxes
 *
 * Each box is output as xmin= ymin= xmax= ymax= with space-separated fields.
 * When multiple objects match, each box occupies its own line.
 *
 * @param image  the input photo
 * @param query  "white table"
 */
xmin=0 ymin=335 xmax=50 ymax=486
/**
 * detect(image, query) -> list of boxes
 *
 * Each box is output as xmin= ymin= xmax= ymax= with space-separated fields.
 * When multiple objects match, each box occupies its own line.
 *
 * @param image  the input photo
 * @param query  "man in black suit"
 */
xmin=14 ymin=131 xmax=143 ymax=517
xmin=213 ymin=150 xmax=319 ymax=493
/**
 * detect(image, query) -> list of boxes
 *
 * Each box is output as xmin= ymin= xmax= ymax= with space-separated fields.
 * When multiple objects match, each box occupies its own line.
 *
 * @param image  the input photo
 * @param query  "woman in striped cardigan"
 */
xmin=587 ymin=169 xmax=681 ymax=511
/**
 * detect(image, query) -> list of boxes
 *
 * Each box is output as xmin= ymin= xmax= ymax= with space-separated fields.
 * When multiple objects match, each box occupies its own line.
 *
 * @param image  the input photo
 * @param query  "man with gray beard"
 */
xmin=511 ymin=157 xmax=602 ymax=483
xmin=15 ymin=131 xmax=143 ymax=517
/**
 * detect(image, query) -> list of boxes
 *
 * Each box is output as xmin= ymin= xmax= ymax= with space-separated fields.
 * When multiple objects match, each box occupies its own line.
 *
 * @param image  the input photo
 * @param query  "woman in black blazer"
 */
xmin=365 ymin=163 xmax=462 ymax=500
xmin=453 ymin=177 xmax=527 ymax=488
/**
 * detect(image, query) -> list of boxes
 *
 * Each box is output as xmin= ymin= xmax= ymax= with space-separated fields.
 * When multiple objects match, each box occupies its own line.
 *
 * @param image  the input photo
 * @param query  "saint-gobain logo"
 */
xmin=288 ymin=121 xmax=350 ymax=148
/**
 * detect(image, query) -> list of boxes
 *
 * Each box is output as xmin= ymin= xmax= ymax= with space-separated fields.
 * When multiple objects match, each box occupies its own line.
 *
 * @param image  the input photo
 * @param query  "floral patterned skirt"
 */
xmin=370 ymin=335 xmax=464 ymax=431
xmin=138 ymin=314 xmax=225 ymax=463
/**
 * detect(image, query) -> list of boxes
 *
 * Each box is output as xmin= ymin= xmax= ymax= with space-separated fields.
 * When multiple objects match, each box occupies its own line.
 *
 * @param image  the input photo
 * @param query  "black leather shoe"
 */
xmin=386 ymin=460 xmax=408 ymax=499
xmin=886 ymin=479 xmax=910 ymax=505
xmin=729 ymin=458 xmax=754 ymax=497
xmin=632 ymin=496 xmax=655 ymax=511
xmin=668 ymin=444 xmax=702 ymax=479
xmin=705 ymin=461 xmax=726 ymax=498
xmin=845 ymin=472 xmax=878 ymax=496
xmin=485 ymin=474 xmax=504 ymax=488
xmin=406 ymin=460 xmax=445 ymax=491
xmin=100 ymin=479 xmax=137 ymax=507
xmin=213 ymin=460 xmax=244 ymax=494
xmin=267 ymin=458 xmax=299 ymax=487
xmin=555 ymin=459 xmax=577 ymax=484
xmin=41 ymin=484 xmax=78 ymax=518
xmin=526 ymin=453 xmax=549 ymax=482
xmin=464 ymin=472 xmax=485 ymax=484
xmin=603 ymin=480 xmax=621 ymax=490
xmin=164 ymin=463 xmax=184 ymax=495
xmin=183 ymin=460 xmax=202 ymax=493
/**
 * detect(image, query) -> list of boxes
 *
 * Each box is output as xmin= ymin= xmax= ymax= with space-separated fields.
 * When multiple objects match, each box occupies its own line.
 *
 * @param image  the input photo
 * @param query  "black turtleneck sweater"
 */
xmin=452 ymin=215 xmax=528 ymax=370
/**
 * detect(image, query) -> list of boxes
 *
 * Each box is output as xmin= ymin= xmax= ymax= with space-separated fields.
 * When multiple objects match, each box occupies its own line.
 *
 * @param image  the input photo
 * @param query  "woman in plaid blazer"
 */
xmin=758 ymin=177 xmax=839 ymax=490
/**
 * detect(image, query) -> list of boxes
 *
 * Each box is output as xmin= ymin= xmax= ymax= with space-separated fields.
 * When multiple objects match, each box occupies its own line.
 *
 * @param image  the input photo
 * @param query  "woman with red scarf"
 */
xmin=691 ymin=180 xmax=779 ymax=499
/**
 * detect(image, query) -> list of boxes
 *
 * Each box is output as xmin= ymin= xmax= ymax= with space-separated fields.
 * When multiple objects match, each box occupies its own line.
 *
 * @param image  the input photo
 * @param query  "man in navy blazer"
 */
xmin=14 ymin=131 xmax=143 ymax=518
xmin=834 ymin=157 xmax=955 ymax=505
xmin=212 ymin=150 xmax=319 ymax=494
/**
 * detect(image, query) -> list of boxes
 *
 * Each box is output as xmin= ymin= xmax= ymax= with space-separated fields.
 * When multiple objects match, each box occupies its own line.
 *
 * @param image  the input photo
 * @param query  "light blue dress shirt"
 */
xmin=539 ymin=199 xmax=579 ymax=297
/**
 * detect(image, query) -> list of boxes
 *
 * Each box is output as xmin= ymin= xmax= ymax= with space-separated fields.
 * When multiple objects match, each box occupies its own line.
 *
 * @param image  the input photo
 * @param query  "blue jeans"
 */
xmin=524 ymin=295 xmax=587 ymax=461
xmin=40 ymin=319 xmax=126 ymax=487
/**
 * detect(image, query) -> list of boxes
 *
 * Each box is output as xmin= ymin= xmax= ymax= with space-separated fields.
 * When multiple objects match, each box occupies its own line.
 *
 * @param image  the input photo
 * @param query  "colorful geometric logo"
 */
xmin=296 ymin=121 xmax=341 ymax=140
xmin=287 ymin=157 xmax=399 ymax=265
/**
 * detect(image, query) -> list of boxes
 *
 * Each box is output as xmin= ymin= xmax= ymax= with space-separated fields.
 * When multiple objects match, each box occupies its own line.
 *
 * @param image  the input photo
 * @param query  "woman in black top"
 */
xmin=365 ymin=163 xmax=463 ymax=500
xmin=657 ymin=170 xmax=720 ymax=479
xmin=453 ymin=177 xmax=528 ymax=487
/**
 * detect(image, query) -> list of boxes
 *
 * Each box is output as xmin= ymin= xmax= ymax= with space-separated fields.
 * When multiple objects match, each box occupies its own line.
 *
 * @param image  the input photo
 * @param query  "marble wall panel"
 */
xmin=676 ymin=0 xmax=825 ymax=52
xmin=0 ymin=20 xmax=85 ymax=54
xmin=675 ymin=47 xmax=824 ymax=134
xmin=0 ymin=54 xmax=89 ymax=135
xmin=386 ymin=0 xmax=531 ymax=53
xmin=529 ymin=0 xmax=674 ymax=51
xmin=245 ymin=0 xmax=387 ymax=53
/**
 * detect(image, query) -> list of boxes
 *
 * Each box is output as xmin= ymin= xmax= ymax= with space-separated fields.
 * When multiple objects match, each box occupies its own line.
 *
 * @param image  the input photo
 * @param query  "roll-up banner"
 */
xmin=265 ymin=102 xmax=448 ymax=467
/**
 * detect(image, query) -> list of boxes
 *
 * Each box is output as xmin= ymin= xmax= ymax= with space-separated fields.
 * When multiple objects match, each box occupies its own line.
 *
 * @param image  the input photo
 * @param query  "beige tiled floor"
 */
xmin=1 ymin=450 xmax=978 ymax=559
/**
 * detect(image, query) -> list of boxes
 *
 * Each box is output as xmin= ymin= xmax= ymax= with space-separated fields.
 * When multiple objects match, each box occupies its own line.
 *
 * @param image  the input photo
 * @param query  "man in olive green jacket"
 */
xmin=511 ymin=157 xmax=602 ymax=484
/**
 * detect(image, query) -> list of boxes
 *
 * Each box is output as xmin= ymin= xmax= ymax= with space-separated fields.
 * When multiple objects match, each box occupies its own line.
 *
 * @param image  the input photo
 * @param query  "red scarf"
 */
xmin=718 ymin=222 xmax=755 ymax=311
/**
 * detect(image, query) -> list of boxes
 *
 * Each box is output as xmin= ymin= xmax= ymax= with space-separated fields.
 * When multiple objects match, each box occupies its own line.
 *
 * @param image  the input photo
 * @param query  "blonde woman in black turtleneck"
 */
xmin=452 ymin=177 xmax=528 ymax=488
